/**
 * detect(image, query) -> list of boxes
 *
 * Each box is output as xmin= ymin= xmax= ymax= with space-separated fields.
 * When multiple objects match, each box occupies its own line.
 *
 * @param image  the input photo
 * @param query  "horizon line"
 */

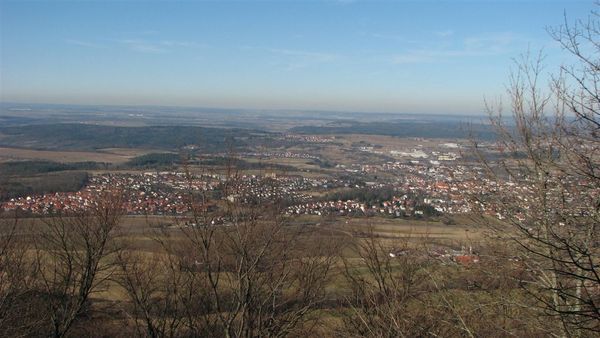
xmin=0 ymin=101 xmax=488 ymax=118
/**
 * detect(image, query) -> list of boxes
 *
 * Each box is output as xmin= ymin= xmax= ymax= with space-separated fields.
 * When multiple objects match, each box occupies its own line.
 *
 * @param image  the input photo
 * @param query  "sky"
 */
xmin=0 ymin=0 xmax=596 ymax=115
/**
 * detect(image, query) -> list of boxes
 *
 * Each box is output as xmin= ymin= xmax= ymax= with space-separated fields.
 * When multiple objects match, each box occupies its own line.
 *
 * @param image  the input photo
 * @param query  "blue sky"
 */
xmin=0 ymin=0 xmax=595 ymax=114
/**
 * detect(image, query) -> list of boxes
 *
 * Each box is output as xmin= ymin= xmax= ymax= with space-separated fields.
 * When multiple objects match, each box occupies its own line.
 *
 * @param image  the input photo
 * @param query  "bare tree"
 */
xmin=338 ymin=228 xmax=439 ymax=337
xmin=115 ymin=248 xmax=191 ymax=338
xmin=474 ymin=5 xmax=600 ymax=336
xmin=0 ymin=211 xmax=42 ymax=336
xmin=113 ymin=151 xmax=338 ymax=337
xmin=34 ymin=191 xmax=124 ymax=338
xmin=338 ymin=225 xmax=562 ymax=337
xmin=177 ymin=184 xmax=338 ymax=337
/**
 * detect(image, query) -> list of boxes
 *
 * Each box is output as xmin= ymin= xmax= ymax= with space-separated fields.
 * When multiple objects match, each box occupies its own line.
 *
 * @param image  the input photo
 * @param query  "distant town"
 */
xmin=1 ymin=138 xmax=527 ymax=222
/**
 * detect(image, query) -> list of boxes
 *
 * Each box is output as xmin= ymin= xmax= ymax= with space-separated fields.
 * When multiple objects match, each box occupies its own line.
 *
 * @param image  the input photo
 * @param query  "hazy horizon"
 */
xmin=1 ymin=0 xmax=595 ymax=114
xmin=0 ymin=100 xmax=494 ymax=118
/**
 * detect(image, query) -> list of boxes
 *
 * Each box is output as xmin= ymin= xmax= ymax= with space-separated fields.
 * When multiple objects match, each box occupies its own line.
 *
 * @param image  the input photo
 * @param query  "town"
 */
xmin=1 ymin=140 xmax=532 ymax=222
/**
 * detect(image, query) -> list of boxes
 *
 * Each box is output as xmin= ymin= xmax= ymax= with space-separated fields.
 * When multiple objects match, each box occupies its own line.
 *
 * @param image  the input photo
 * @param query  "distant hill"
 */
xmin=0 ymin=160 xmax=105 ymax=176
xmin=290 ymin=121 xmax=496 ymax=140
xmin=0 ymin=124 xmax=267 ymax=151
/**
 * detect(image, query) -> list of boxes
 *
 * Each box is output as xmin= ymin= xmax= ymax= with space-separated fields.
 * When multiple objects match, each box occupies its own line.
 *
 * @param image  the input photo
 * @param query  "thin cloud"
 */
xmin=367 ymin=32 xmax=420 ymax=44
xmin=65 ymin=39 xmax=104 ymax=49
xmin=116 ymin=39 xmax=167 ymax=53
xmin=115 ymin=39 xmax=203 ymax=54
xmin=66 ymin=37 xmax=202 ymax=54
xmin=392 ymin=52 xmax=436 ymax=64
xmin=263 ymin=48 xmax=340 ymax=70
xmin=434 ymin=30 xmax=455 ymax=38
xmin=391 ymin=32 xmax=520 ymax=64
xmin=160 ymin=40 xmax=205 ymax=48
xmin=392 ymin=50 xmax=470 ymax=64
xmin=463 ymin=32 xmax=516 ymax=53
xmin=268 ymin=48 xmax=338 ymax=62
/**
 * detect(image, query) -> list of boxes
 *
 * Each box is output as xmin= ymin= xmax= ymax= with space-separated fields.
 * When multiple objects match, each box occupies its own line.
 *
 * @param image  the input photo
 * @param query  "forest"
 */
xmin=0 ymin=124 xmax=264 ymax=151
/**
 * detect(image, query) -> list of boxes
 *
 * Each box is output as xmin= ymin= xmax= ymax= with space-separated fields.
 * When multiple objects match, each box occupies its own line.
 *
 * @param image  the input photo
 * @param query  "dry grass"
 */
xmin=1 ymin=212 xmax=493 ymax=335
xmin=96 ymin=148 xmax=171 ymax=157
xmin=0 ymin=147 xmax=168 ymax=164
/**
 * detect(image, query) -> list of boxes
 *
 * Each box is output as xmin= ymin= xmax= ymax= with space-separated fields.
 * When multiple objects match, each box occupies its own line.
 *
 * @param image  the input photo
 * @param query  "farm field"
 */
xmin=0 ymin=147 xmax=137 ymax=163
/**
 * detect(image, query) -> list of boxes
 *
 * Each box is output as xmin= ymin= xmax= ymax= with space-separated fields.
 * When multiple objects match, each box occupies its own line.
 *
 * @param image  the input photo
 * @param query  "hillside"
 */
xmin=290 ymin=120 xmax=496 ymax=140
xmin=0 ymin=124 xmax=267 ymax=151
